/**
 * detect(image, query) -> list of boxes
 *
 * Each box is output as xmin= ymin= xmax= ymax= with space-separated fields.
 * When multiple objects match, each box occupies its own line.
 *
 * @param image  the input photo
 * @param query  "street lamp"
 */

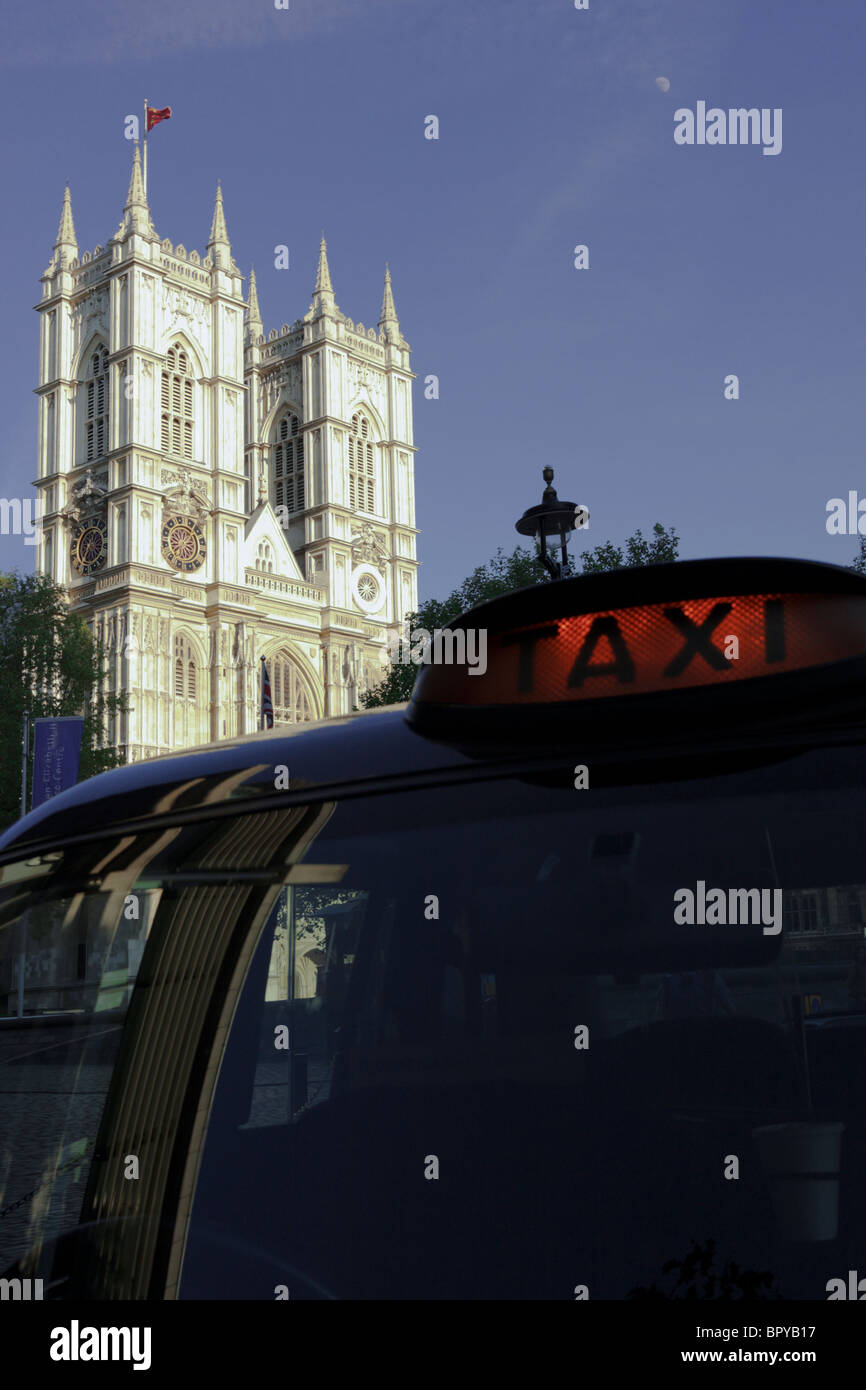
xmin=515 ymin=467 xmax=588 ymax=580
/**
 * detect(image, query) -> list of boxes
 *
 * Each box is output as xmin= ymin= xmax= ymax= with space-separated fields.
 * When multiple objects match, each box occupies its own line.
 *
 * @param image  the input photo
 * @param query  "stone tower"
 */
xmin=34 ymin=148 xmax=419 ymax=759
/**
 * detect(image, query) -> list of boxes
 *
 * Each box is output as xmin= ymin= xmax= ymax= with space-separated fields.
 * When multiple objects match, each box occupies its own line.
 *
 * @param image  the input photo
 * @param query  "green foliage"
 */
xmin=850 ymin=537 xmax=866 ymax=574
xmin=0 ymin=570 xmax=127 ymax=832
xmin=579 ymin=522 xmax=680 ymax=573
xmin=360 ymin=650 xmax=418 ymax=709
xmin=362 ymin=524 xmax=681 ymax=710
xmin=425 ymin=545 xmax=544 ymax=627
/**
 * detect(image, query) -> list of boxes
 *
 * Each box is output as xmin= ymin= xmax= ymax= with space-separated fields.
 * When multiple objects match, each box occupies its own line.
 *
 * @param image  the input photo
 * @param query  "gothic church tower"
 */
xmin=35 ymin=148 xmax=419 ymax=759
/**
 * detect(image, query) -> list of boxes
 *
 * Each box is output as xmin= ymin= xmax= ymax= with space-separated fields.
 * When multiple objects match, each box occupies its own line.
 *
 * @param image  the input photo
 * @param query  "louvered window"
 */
xmin=162 ymin=343 xmax=195 ymax=460
xmin=273 ymin=414 xmax=304 ymax=523
xmin=173 ymin=632 xmax=205 ymax=747
xmin=174 ymin=634 xmax=198 ymax=700
xmin=348 ymin=413 xmax=376 ymax=512
xmin=85 ymin=347 xmax=109 ymax=463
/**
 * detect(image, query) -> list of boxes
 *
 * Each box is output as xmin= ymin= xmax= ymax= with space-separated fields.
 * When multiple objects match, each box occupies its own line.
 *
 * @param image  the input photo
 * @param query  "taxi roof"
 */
xmin=0 ymin=704 xmax=474 ymax=859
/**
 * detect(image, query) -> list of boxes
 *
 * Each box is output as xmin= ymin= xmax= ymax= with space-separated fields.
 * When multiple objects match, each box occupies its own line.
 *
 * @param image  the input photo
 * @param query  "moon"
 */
xmin=655 ymin=76 xmax=671 ymax=92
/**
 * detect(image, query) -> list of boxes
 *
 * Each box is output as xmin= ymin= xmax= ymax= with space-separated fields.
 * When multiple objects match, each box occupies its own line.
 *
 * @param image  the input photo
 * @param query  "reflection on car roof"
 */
xmin=0 ymin=705 xmax=475 ymax=857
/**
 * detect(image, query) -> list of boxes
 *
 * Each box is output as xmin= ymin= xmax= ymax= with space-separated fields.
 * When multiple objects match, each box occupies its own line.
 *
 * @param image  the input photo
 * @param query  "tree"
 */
xmin=362 ymin=523 xmax=680 ymax=709
xmin=850 ymin=537 xmax=866 ymax=574
xmin=578 ymin=522 xmax=680 ymax=573
xmin=0 ymin=571 xmax=127 ymax=832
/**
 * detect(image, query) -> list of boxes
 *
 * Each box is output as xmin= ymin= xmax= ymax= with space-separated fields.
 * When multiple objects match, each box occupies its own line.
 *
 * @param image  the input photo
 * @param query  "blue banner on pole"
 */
xmin=31 ymin=717 xmax=84 ymax=809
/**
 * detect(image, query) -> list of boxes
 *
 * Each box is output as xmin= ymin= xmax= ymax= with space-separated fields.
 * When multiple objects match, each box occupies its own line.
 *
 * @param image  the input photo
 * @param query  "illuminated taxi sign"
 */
xmin=412 ymin=586 xmax=866 ymax=708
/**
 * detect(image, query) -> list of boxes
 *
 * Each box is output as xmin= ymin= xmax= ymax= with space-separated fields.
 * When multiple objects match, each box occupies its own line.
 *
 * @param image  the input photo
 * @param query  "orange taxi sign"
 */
xmin=409 ymin=559 xmax=866 ymax=712
xmin=415 ymin=593 xmax=866 ymax=705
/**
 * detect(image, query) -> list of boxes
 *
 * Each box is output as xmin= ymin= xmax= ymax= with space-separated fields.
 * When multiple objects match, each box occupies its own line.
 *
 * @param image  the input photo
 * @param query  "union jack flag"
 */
xmin=260 ymin=658 xmax=274 ymax=730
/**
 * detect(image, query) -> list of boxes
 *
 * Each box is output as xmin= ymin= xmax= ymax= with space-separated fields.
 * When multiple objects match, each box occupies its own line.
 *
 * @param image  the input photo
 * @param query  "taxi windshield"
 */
xmin=2 ymin=740 xmax=866 ymax=1299
xmin=180 ymin=741 xmax=866 ymax=1301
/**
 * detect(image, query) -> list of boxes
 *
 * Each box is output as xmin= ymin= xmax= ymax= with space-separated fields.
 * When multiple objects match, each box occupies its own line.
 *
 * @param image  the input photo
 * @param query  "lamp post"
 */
xmin=515 ymin=468 xmax=588 ymax=580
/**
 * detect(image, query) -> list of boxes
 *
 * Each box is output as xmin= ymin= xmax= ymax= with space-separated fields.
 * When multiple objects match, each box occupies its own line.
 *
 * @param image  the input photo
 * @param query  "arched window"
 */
xmin=174 ymin=633 xmax=196 ymax=698
xmin=271 ymin=649 xmax=314 ymax=725
xmin=256 ymin=540 xmax=274 ymax=573
xmin=173 ymin=632 xmax=204 ymax=747
xmin=348 ymin=413 xmax=375 ymax=512
xmin=273 ymin=414 xmax=304 ymax=522
xmin=161 ymin=343 xmax=194 ymax=460
xmin=85 ymin=346 xmax=109 ymax=462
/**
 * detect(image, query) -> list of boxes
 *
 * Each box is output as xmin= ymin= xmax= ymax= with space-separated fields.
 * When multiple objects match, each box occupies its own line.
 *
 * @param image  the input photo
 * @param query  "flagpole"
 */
xmin=17 ymin=709 xmax=29 ymax=1017
xmin=143 ymin=97 xmax=148 ymax=198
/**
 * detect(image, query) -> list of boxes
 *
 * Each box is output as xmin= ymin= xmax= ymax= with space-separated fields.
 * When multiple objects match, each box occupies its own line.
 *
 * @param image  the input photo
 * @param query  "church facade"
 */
xmin=34 ymin=146 xmax=419 ymax=760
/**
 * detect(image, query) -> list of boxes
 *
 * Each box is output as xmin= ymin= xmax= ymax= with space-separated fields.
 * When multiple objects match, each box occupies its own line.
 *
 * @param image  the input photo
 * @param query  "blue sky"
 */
xmin=1 ymin=0 xmax=864 ymax=598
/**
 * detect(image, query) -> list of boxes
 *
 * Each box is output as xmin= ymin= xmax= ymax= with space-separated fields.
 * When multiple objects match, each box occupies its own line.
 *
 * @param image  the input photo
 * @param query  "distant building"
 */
xmin=34 ymin=146 xmax=419 ymax=759
xmin=783 ymin=885 xmax=866 ymax=948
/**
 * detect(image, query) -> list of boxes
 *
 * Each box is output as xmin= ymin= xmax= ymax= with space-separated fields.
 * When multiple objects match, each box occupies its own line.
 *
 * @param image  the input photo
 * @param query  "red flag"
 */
xmin=146 ymin=106 xmax=171 ymax=132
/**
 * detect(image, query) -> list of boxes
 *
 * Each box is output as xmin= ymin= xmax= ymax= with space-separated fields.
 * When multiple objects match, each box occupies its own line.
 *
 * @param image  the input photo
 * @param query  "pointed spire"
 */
xmin=379 ymin=263 xmax=399 ymax=327
xmin=126 ymin=143 xmax=146 ymax=209
xmin=314 ymin=233 xmax=333 ymax=295
xmin=49 ymin=184 xmax=78 ymax=270
xmin=247 ymin=265 xmax=262 ymax=321
xmin=207 ymin=181 xmax=232 ymax=269
xmin=56 ymin=184 xmax=77 ymax=251
xmin=208 ymin=181 xmax=230 ymax=247
xmin=246 ymin=265 xmax=262 ymax=338
xmin=117 ymin=143 xmax=154 ymax=238
xmin=306 ymin=233 xmax=336 ymax=320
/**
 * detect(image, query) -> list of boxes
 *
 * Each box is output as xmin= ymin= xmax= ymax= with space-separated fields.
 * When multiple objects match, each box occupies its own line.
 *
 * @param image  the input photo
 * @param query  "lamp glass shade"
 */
xmin=543 ymin=515 xmax=573 ymax=549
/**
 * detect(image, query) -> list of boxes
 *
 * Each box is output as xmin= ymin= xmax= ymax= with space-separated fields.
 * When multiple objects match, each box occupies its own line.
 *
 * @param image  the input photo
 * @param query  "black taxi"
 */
xmin=1 ymin=556 xmax=866 ymax=1300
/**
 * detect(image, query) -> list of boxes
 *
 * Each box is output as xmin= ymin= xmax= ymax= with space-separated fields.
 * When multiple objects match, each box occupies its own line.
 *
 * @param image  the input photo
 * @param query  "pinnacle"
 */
xmin=314 ymin=234 xmax=334 ymax=296
xmin=208 ymin=180 xmax=230 ymax=247
xmin=125 ymin=142 xmax=147 ymax=210
xmin=247 ymin=265 xmax=262 ymax=327
xmin=379 ymin=262 xmax=398 ymax=324
xmin=54 ymin=184 xmax=77 ymax=250
xmin=116 ymin=143 xmax=155 ymax=239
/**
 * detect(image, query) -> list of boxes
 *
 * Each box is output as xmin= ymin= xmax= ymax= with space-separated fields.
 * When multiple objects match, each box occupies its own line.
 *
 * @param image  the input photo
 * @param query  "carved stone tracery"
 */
xmin=350 ymin=522 xmax=388 ymax=575
xmin=347 ymin=359 xmax=385 ymax=412
xmin=61 ymin=467 xmax=108 ymax=527
xmin=160 ymin=467 xmax=212 ymax=521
